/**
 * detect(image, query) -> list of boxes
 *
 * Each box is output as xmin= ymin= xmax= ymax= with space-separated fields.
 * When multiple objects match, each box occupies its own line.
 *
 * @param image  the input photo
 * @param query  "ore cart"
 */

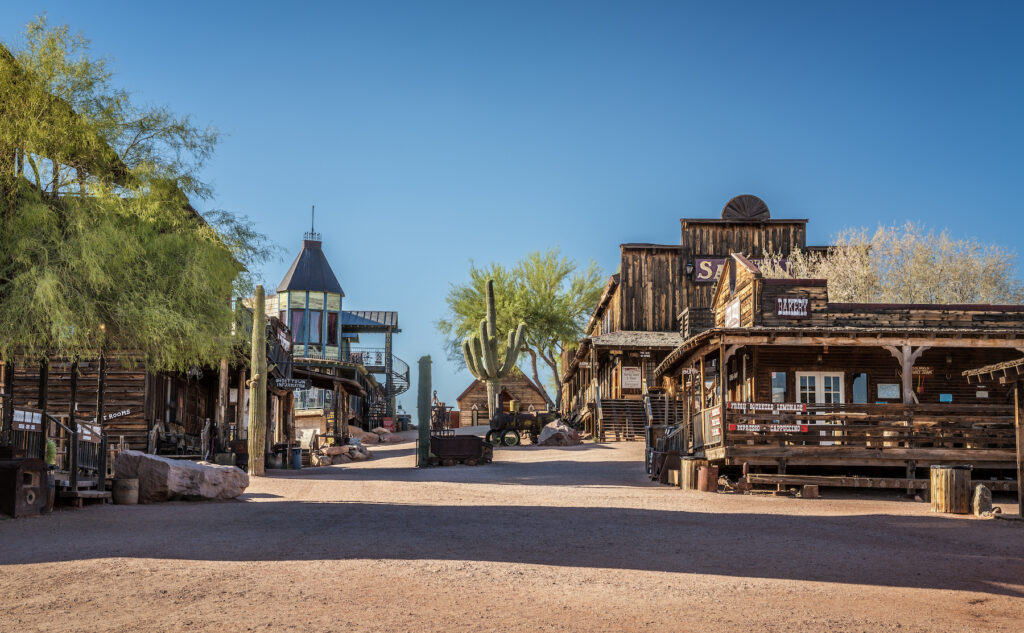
xmin=427 ymin=402 xmax=492 ymax=466
xmin=485 ymin=412 xmax=557 ymax=446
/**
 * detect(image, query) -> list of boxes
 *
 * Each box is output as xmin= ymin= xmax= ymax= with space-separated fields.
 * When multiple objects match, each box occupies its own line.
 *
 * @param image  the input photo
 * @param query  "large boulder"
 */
xmin=538 ymin=420 xmax=582 ymax=446
xmin=115 ymin=450 xmax=248 ymax=503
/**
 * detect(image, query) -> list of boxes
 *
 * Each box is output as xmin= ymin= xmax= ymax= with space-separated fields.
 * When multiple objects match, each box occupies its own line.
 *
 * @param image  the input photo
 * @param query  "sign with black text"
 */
xmin=273 ymin=377 xmax=311 ymax=390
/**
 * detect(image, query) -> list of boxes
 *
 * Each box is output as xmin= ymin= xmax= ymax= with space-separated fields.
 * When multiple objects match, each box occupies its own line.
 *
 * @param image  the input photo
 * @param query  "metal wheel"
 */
xmin=465 ymin=459 xmax=478 ymax=466
xmin=501 ymin=429 xmax=521 ymax=446
xmin=442 ymin=458 xmax=455 ymax=467
xmin=485 ymin=430 xmax=500 ymax=445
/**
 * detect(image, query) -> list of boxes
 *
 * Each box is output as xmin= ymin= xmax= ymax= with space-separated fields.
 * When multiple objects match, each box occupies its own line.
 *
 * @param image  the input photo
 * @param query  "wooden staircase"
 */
xmin=598 ymin=399 xmax=647 ymax=441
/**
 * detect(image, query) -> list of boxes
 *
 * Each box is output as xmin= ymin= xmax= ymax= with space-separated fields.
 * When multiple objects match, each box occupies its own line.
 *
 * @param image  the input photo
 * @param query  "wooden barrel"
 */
xmin=112 ymin=478 xmax=139 ymax=505
xmin=930 ymin=466 xmax=971 ymax=514
xmin=680 ymin=458 xmax=700 ymax=490
xmin=697 ymin=465 xmax=719 ymax=493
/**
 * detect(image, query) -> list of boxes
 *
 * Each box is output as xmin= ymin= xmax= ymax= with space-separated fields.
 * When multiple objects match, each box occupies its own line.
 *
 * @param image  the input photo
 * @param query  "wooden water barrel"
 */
xmin=680 ymin=458 xmax=700 ymax=490
xmin=930 ymin=466 xmax=971 ymax=514
xmin=112 ymin=478 xmax=138 ymax=505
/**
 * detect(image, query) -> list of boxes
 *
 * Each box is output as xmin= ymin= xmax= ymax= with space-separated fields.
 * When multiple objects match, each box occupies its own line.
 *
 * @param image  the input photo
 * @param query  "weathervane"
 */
xmin=304 ymin=204 xmax=321 ymax=241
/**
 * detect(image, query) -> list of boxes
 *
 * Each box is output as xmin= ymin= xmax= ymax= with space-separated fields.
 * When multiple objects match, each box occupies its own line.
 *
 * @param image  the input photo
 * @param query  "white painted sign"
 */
xmin=725 ymin=297 xmax=741 ymax=328
xmin=775 ymin=296 xmax=809 ymax=318
xmin=622 ymin=366 xmax=642 ymax=390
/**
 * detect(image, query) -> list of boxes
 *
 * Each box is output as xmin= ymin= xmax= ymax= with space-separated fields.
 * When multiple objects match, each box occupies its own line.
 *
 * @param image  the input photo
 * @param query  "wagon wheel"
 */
xmin=485 ymin=430 xmax=500 ymax=445
xmin=501 ymin=429 xmax=521 ymax=446
xmin=442 ymin=458 xmax=455 ymax=467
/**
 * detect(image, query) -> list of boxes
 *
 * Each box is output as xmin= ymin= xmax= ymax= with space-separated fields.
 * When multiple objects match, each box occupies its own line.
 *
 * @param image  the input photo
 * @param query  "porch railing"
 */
xmin=722 ymin=402 xmax=1016 ymax=451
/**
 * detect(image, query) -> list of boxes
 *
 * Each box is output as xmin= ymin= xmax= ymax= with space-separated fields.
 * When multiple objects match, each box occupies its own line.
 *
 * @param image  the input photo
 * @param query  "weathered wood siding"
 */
xmin=680 ymin=219 xmax=807 ymax=312
xmin=619 ymin=245 xmax=685 ymax=332
xmin=456 ymin=375 xmax=549 ymax=415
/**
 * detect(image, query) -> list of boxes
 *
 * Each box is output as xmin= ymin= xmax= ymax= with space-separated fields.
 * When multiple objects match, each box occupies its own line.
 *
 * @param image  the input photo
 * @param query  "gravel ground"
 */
xmin=1 ymin=438 xmax=1022 ymax=633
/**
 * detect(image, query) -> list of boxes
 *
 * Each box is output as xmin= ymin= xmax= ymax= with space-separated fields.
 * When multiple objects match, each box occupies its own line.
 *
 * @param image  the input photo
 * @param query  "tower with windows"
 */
xmin=276 ymin=229 xmax=345 ymax=361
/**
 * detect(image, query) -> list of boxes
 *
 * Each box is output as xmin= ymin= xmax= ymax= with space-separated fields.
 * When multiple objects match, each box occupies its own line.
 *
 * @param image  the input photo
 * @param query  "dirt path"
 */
xmin=1 ymin=440 xmax=1022 ymax=632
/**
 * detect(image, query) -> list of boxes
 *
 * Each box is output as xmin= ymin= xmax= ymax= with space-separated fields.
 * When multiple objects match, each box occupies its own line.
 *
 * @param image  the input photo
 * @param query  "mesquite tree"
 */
xmin=462 ymin=280 xmax=526 ymax=421
xmin=247 ymin=286 xmax=267 ymax=476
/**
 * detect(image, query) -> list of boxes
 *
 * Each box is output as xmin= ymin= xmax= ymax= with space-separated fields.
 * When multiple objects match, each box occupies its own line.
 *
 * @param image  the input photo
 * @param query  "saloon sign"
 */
xmin=693 ymin=257 xmax=788 ymax=283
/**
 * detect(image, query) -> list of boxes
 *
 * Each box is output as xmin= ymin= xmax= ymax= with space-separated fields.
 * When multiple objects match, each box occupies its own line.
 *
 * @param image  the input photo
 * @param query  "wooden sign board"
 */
xmin=693 ymin=257 xmax=788 ymax=283
xmin=729 ymin=423 xmax=808 ymax=433
xmin=578 ymin=362 xmax=591 ymax=369
xmin=273 ymin=377 xmax=311 ymax=390
xmin=622 ymin=367 xmax=642 ymax=390
xmin=912 ymin=366 xmax=934 ymax=376
xmin=727 ymin=402 xmax=808 ymax=413
xmin=775 ymin=296 xmax=809 ymax=318
xmin=12 ymin=409 xmax=43 ymax=432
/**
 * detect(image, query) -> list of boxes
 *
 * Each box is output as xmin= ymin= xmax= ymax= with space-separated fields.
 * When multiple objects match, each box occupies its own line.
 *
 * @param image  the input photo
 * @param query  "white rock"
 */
xmin=538 ymin=420 xmax=582 ymax=446
xmin=115 ymin=450 xmax=248 ymax=503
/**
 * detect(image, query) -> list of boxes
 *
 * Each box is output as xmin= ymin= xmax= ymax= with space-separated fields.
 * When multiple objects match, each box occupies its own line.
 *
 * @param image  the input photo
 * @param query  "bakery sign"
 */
xmin=775 ymin=296 xmax=809 ymax=318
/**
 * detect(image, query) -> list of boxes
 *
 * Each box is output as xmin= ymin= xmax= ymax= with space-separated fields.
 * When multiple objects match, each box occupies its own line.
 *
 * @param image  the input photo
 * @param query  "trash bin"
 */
xmin=291 ymin=447 xmax=302 ymax=470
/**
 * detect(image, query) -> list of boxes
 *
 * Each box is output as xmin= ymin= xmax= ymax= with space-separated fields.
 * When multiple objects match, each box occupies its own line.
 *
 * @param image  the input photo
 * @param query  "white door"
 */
xmin=796 ymin=372 xmax=844 ymax=445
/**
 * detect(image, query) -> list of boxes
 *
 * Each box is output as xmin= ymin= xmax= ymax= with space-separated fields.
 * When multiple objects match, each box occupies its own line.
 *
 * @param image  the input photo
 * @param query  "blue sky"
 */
xmin=3 ymin=1 xmax=1022 ymax=413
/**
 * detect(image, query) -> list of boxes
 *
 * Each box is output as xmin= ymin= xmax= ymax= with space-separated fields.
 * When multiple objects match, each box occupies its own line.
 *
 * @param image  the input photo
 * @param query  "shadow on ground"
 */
xmin=2 ymin=495 xmax=1023 ymax=598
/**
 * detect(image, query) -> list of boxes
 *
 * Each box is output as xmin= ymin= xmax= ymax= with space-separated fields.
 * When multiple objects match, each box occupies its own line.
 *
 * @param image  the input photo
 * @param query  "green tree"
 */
xmin=437 ymin=248 xmax=604 ymax=409
xmin=0 ymin=17 xmax=276 ymax=372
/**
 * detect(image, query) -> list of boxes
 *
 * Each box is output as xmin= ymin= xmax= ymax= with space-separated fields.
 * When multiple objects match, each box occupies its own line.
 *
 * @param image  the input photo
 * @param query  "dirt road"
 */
xmin=1 ymin=440 xmax=1022 ymax=632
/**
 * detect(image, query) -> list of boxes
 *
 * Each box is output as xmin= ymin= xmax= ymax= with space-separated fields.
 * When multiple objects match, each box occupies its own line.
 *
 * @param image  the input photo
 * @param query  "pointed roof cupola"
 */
xmin=277 ymin=211 xmax=344 ymax=295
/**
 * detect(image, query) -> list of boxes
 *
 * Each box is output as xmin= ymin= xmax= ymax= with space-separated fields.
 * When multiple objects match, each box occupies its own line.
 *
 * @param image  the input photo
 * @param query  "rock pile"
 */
xmin=310 ymin=443 xmax=373 ymax=466
xmin=114 ymin=451 xmax=249 ymax=503
xmin=537 ymin=420 xmax=583 ymax=446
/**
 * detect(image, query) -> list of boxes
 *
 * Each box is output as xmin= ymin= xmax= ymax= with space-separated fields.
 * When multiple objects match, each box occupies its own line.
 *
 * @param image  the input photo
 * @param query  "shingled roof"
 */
xmin=277 ymin=239 xmax=344 ymax=295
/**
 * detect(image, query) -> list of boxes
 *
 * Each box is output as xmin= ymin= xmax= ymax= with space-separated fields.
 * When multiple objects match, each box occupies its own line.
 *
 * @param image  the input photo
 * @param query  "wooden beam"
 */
xmin=1016 ymin=385 xmax=1023 ymax=519
xmin=724 ymin=334 xmax=1024 ymax=349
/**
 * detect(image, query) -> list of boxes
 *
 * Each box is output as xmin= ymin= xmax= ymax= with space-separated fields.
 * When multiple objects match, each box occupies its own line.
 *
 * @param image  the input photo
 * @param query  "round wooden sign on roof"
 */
xmin=721 ymin=194 xmax=770 ymax=221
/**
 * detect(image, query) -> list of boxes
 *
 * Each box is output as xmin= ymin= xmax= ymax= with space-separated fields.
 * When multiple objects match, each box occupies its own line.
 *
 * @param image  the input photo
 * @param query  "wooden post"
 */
xmin=1015 ymin=385 xmax=1022 ymax=519
xmin=1 ymin=360 xmax=13 ymax=446
xmin=95 ymin=355 xmax=106 ymax=492
xmin=216 ymin=357 xmax=229 ymax=450
xmin=38 ymin=358 xmax=48 ymax=461
xmin=69 ymin=359 xmax=79 ymax=492
xmin=247 ymin=286 xmax=267 ymax=476
xmin=235 ymin=367 xmax=246 ymax=440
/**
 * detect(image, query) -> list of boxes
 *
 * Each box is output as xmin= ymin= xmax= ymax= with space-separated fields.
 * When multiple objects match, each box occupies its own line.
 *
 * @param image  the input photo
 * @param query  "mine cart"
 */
xmin=427 ymin=401 xmax=492 ymax=466
xmin=428 ymin=434 xmax=493 ymax=466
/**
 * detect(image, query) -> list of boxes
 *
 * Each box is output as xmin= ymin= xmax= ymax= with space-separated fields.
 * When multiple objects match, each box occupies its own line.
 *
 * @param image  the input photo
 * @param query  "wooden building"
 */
xmin=268 ymin=230 xmax=408 ymax=431
xmin=454 ymin=374 xmax=549 ymax=427
xmin=560 ymin=195 xmax=811 ymax=440
xmin=653 ymin=254 xmax=1024 ymax=490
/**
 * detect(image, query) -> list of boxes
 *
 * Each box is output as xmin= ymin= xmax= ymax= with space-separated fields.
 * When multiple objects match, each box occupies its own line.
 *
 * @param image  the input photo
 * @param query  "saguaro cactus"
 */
xmin=462 ymin=279 xmax=527 ymax=421
xmin=247 ymin=285 xmax=267 ymax=476
xmin=416 ymin=355 xmax=432 ymax=467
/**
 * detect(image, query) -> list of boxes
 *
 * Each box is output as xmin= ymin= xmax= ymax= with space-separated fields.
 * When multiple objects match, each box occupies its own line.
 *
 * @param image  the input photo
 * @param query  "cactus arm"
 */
xmin=464 ymin=338 xmax=481 ymax=379
xmin=481 ymin=319 xmax=500 ymax=377
xmin=472 ymin=335 xmax=492 ymax=379
xmin=499 ymin=322 xmax=527 ymax=376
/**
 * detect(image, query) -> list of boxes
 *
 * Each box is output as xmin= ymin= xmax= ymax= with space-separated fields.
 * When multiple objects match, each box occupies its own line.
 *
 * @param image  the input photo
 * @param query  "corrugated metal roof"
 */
xmin=277 ymin=239 xmax=344 ymax=295
xmin=343 ymin=310 xmax=399 ymax=331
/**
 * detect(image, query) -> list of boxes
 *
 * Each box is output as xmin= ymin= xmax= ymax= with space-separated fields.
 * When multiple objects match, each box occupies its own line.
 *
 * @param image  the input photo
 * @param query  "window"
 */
xmin=289 ymin=310 xmax=305 ymax=341
xmin=308 ymin=310 xmax=323 ymax=345
xmin=771 ymin=371 xmax=786 ymax=403
xmin=327 ymin=312 xmax=338 ymax=346
xmin=799 ymin=374 xmax=817 ymax=404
